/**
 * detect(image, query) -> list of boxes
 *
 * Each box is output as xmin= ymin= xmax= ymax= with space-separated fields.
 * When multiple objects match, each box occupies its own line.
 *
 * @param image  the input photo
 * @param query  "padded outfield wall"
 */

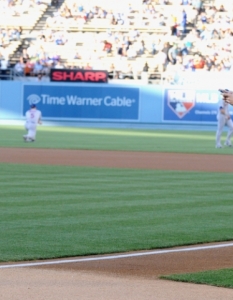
xmin=0 ymin=81 xmax=229 ymax=125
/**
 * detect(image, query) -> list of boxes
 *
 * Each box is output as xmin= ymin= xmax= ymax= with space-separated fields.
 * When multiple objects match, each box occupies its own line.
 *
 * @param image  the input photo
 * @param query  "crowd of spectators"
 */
xmin=2 ymin=0 xmax=233 ymax=82
xmin=0 ymin=0 xmax=46 ymax=16
xmin=0 ymin=26 xmax=22 ymax=72
xmin=0 ymin=27 xmax=21 ymax=46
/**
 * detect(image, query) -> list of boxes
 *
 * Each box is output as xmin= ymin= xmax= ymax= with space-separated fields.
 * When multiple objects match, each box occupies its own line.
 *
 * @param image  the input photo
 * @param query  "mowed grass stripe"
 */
xmin=0 ymin=125 xmax=232 ymax=154
xmin=161 ymin=268 xmax=233 ymax=289
xmin=0 ymin=164 xmax=233 ymax=261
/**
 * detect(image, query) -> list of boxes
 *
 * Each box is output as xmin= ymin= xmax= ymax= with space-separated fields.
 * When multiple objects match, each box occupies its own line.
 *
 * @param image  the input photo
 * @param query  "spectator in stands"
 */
xmin=55 ymin=31 xmax=68 ymax=45
xmin=0 ymin=57 xmax=9 ymax=71
xmin=48 ymin=51 xmax=60 ymax=64
xmin=150 ymin=39 xmax=157 ymax=55
xmin=183 ymin=56 xmax=195 ymax=71
xmin=218 ymin=4 xmax=226 ymax=12
xmin=120 ymin=63 xmax=134 ymax=79
xmin=54 ymin=61 xmax=65 ymax=69
xmin=137 ymin=40 xmax=146 ymax=55
xmin=200 ymin=27 xmax=213 ymax=41
xmin=222 ymin=57 xmax=232 ymax=71
xmin=108 ymin=63 xmax=118 ymax=79
xmin=20 ymin=48 xmax=29 ymax=64
xmin=177 ymin=9 xmax=187 ymax=36
xmin=155 ymin=49 xmax=167 ymax=72
xmin=73 ymin=51 xmax=81 ymax=59
xmin=179 ymin=42 xmax=189 ymax=56
xmin=103 ymin=40 xmax=112 ymax=54
xmin=107 ymin=12 xmax=117 ymax=25
xmin=114 ymin=12 xmax=126 ymax=25
xmin=204 ymin=55 xmax=214 ymax=71
xmin=127 ymin=44 xmax=137 ymax=59
xmin=123 ymin=36 xmax=133 ymax=52
xmin=117 ymin=43 xmax=126 ymax=57
xmin=200 ymin=11 xmax=207 ymax=24
xmin=193 ymin=54 xmax=205 ymax=69
xmin=141 ymin=62 xmax=149 ymax=83
xmin=33 ymin=60 xmax=44 ymax=75
xmin=142 ymin=62 xmax=149 ymax=72
xmin=39 ymin=56 xmax=51 ymax=75
xmin=97 ymin=8 xmax=107 ymax=19
xmin=168 ymin=43 xmax=179 ymax=64
xmin=161 ymin=41 xmax=171 ymax=63
xmin=84 ymin=62 xmax=92 ymax=70
xmin=170 ymin=14 xmax=178 ymax=36
xmin=8 ymin=28 xmax=21 ymax=41
xmin=14 ymin=58 xmax=25 ymax=76
xmin=24 ymin=60 xmax=34 ymax=76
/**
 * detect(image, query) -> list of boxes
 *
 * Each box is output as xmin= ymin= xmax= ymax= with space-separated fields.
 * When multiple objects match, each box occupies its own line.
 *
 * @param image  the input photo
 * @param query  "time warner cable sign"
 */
xmin=163 ymin=89 xmax=224 ymax=122
xmin=23 ymin=85 xmax=139 ymax=120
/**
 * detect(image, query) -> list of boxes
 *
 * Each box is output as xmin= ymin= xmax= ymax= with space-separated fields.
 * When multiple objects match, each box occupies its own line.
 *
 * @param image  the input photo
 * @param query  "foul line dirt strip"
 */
xmin=1 ymin=243 xmax=233 ymax=269
xmin=0 ymin=148 xmax=233 ymax=172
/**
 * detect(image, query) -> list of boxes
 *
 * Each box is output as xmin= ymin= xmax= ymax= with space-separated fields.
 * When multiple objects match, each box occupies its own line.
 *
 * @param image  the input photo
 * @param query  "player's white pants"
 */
xmin=216 ymin=115 xmax=233 ymax=145
xmin=25 ymin=121 xmax=37 ymax=140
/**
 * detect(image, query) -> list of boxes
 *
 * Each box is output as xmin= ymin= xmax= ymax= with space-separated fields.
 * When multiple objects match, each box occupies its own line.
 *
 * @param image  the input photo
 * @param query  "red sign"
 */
xmin=50 ymin=69 xmax=108 ymax=83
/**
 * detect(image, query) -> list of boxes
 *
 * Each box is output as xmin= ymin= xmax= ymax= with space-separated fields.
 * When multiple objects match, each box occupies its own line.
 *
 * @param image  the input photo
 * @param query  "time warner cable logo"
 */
xmin=27 ymin=94 xmax=41 ymax=105
xmin=26 ymin=93 xmax=136 ymax=107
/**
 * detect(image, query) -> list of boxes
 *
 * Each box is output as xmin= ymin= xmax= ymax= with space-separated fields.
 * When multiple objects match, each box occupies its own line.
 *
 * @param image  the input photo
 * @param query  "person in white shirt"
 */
xmin=215 ymin=98 xmax=233 ymax=148
xmin=0 ymin=58 xmax=8 ymax=70
xmin=23 ymin=104 xmax=42 ymax=142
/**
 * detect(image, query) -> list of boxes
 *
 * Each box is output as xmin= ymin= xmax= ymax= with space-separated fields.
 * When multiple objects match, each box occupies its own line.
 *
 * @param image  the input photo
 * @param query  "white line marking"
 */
xmin=1 ymin=243 xmax=233 ymax=269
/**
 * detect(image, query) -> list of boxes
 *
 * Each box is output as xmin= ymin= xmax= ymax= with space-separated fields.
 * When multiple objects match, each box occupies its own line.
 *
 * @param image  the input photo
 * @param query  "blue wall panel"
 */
xmin=0 ymin=81 xmax=22 ymax=119
xmin=23 ymin=84 xmax=140 ymax=121
xmin=0 ymin=81 xmax=223 ymax=125
xmin=139 ymin=85 xmax=163 ymax=123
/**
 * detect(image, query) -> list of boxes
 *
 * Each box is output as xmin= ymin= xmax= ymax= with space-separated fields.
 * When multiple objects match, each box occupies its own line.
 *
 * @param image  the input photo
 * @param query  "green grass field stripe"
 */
xmin=0 ymin=124 xmax=217 ymax=138
xmin=1 ymin=126 xmax=232 ymax=153
xmin=161 ymin=268 xmax=233 ymax=289
xmin=1 ymin=164 xmax=233 ymax=261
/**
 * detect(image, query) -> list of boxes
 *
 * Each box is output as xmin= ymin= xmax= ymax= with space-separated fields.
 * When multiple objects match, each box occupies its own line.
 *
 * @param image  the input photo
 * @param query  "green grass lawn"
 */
xmin=0 ymin=125 xmax=232 ymax=154
xmin=1 ymin=164 xmax=233 ymax=262
xmin=161 ymin=268 xmax=233 ymax=289
xmin=1 ymin=125 xmax=233 ymax=289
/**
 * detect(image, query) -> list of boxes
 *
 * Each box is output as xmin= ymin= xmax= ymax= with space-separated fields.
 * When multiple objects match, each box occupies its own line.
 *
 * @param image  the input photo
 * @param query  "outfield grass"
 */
xmin=1 ymin=125 xmax=233 ymax=289
xmin=161 ymin=269 xmax=233 ymax=289
xmin=1 ymin=164 xmax=233 ymax=262
xmin=0 ymin=125 xmax=233 ymax=154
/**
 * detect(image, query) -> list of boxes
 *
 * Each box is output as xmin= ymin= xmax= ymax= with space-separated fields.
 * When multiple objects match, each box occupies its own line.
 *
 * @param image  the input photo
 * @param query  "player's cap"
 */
xmin=31 ymin=104 xmax=36 ymax=108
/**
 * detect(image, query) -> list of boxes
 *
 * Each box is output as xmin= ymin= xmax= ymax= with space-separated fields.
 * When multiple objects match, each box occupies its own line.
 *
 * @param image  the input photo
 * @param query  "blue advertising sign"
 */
xmin=163 ymin=88 xmax=225 ymax=122
xmin=23 ymin=85 xmax=139 ymax=120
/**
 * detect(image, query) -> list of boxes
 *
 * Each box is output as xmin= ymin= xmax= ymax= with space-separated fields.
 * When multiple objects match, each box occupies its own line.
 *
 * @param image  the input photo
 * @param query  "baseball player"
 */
xmin=215 ymin=96 xmax=233 ymax=148
xmin=221 ymin=89 xmax=233 ymax=105
xmin=23 ymin=104 xmax=42 ymax=142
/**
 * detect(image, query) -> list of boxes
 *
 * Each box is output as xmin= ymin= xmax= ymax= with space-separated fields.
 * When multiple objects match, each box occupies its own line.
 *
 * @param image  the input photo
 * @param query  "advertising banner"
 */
xmin=50 ymin=69 xmax=108 ymax=83
xmin=23 ymin=85 xmax=139 ymax=120
xmin=163 ymin=88 xmax=227 ymax=122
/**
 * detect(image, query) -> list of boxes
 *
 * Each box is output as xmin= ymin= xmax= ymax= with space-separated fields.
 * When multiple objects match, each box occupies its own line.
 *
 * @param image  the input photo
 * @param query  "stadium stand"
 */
xmin=1 ymin=0 xmax=233 ymax=83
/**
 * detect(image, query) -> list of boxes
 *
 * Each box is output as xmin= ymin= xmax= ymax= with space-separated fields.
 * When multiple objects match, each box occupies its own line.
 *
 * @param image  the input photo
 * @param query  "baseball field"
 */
xmin=0 ymin=125 xmax=233 ymax=299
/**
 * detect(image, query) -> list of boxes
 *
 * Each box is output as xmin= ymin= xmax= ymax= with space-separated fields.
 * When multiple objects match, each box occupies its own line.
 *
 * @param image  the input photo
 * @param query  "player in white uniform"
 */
xmin=221 ymin=90 xmax=233 ymax=105
xmin=23 ymin=104 xmax=42 ymax=142
xmin=215 ymin=98 xmax=233 ymax=148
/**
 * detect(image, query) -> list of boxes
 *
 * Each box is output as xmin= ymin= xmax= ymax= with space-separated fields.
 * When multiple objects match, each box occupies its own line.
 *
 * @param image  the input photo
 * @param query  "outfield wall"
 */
xmin=0 ymin=81 xmax=227 ymax=125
